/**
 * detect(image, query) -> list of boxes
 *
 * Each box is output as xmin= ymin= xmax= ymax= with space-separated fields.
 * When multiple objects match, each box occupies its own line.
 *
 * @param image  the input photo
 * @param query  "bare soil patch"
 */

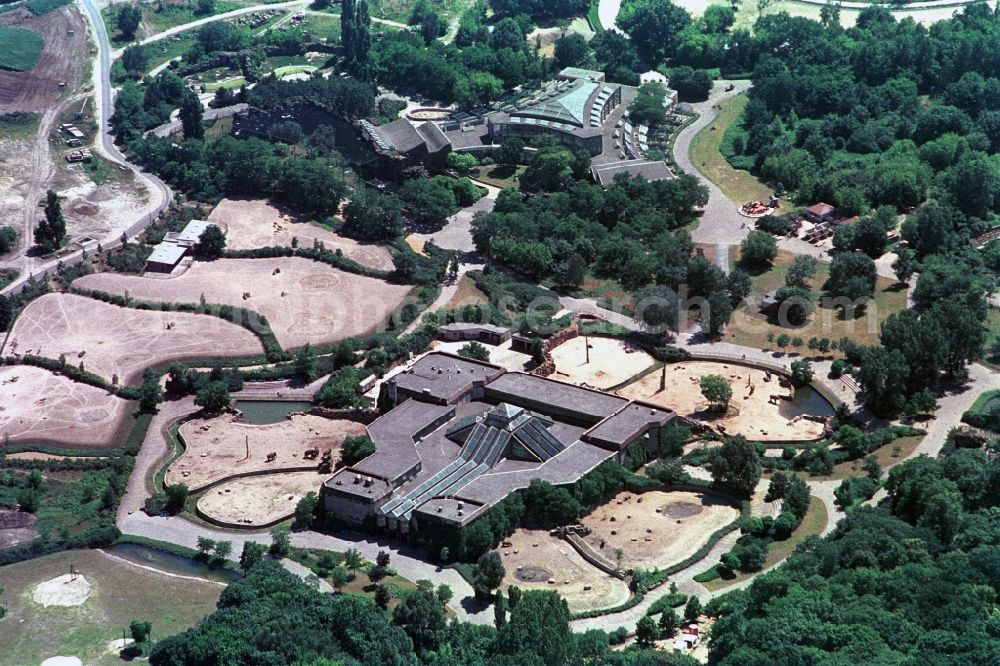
xmin=580 ymin=490 xmax=740 ymax=570
xmin=209 ymin=198 xmax=394 ymax=271
xmin=618 ymin=361 xmax=827 ymax=441
xmin=32 ymin=573 xmax=92 ymax=607
xmin=549 ymin=336 xmax=656 ymax=390
xmin=0 ymin=508 xmax=38 ymax=547
xmin=1 ymin=293 xmax=263 ymax=385
xmin=0 ymin=5 xmax=86 ymax=114
xmin=496 ymin=528 xmax=630 ymax=613
xmin=197 ymin=470 xmax=327 ymax=526
xmin=75 ymin=256 xmax=413 ymax=350
xmin=0 ymin=365 xmax=130 ymax=448
xmin=168 ymin=412 xmax=364 ymax=490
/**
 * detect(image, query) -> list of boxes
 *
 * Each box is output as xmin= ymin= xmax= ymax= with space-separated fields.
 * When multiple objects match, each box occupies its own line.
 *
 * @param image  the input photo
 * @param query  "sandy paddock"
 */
xmin=549 ymin=336 xmax=656 ymax=390
xmin=197 ymin=470 xmax=327 ymax=526
xmin=580 ymin=490 xmax=740 ymax=570
xmin=618 ymin=361 xmax=827 ymax=441
xmin=208 ymin=198 xmax=394 ymax=271
xmin=0 ymin=365 xmax=130 ymax=448
xmin=495 ymin=528 xmax=630 ymax=613
xmin=1 ymin=293 xmax=262 ymax=386
xmin=74 ymin=257 xmax=413 ymax=350
xmin=168 ymin=412 xmax=365 ymax=491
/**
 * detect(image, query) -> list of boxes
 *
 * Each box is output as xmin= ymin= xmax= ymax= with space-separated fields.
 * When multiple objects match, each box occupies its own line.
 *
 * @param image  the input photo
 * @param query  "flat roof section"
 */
xmin=485 ymin=372 xmax=628 ymax=425
xmin=391 ymin=352 xmax=505 ymax=404
xmin=146 ymin=242 xmax=186 ymax=266
xmin=453 ymin=439 xmax=615 ymax=507
xmin=584 ymin=403 xmax=676 ymax=450
xmin=176 ymin=220 xmax=213 ymax=244
xmin=591 ymin=159 xmax=675 ymax=187
xmin=558 ymin=67 xmax=605 ymax=81
xmin=353 ymin=400 xmax=455 ymax=481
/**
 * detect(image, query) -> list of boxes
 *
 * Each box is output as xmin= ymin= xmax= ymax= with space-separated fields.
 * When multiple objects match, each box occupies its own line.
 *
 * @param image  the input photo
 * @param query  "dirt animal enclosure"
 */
xmin=168 ymin=412 xmax=364 ymax=490
xmin=496 ymin=528 xmax=631 ymax=613
xmin=548 ymin=336 xmax=656 ymax=390
xmin=197 ymin=470 xmax=328 ymax=526
xmin=208 ymin=198 xmax=394 ymax=271
xmin=75 ymin=257 xmax=413 ymax=350
xmin=618 ymin=361 xmax=827 ymax=441
xmin=580 ymin=490 xmax=740 ymax=570
xmin=1 ymin=293 xmax=263 ymax=386
xmin=0 ymin=365 xmax=130 ymax=448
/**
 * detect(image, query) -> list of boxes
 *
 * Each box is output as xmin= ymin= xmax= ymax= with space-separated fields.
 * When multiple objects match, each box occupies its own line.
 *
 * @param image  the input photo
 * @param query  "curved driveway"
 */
xmin=672 ymin=80 xmax=752 ymax=248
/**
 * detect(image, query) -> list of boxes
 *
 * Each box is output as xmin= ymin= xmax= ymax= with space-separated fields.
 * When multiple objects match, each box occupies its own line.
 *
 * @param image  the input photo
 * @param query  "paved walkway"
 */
xmin=408 ymin=179 xmax=500 ymax=255
xmin=671 ymin=81 xmax=753 ymax=247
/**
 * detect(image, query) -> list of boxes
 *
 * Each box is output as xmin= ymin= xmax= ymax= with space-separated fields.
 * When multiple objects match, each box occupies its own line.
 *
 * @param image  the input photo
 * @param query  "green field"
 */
xmin=689 ymin=93 xmax=771 ymax=205
xmin=25 ymin=0 xmax=69 ymax=14
xmin=0 ymin=549 xmax=222 ymax=665
xmin=0 ymin=26 xmax=44 ymax=71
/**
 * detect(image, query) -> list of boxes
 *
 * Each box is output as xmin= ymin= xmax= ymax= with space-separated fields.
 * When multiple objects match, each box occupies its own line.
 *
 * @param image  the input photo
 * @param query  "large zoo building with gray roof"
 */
xmin=322 ymin=352 xmax=681 ymax=540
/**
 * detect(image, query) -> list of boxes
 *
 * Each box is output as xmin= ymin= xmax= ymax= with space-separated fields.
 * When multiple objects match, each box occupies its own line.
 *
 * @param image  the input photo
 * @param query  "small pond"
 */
xmin=108 ymin=543 xmax=242 ymax=584
xmin=778 ymin=385 xmax=836 ymax=420
xmin=233 ymin=400 xmax=313 ymax=425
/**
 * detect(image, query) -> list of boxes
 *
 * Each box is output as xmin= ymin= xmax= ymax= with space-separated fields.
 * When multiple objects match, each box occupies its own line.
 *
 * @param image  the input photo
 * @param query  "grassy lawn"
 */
xmin=688 ymin=93 xmax=771 ymax=205
xmin=444 ymin=273 xmax=489 ymax=310
xmin=0 ymin=26 xmax=44 ymax=72
xmin=701 ymin=496 xmax=828 ymax=592
xmin=288 ymin=547 xmax=421 ymax=616
xmin=769 ymin=434 xmax=924 ymax=483
xmin=470 ymin=164 xmax=525 ymax=190
xmin=0 ymin=549 xmax=222 ymax=666
xmin=0 ymin=111 xmax=40 ymax=140
xmin=983 ymin=309 xmax=1000 ymax=361
xmin=104 ymin=0 xmax=245 ymax=45
xmin=725 ymin=250 xmax=907 ymax=351
xmin=204 ymin=75 xmax=246 ymax=92
xmin=274 ymin=64 xmax=317 ymax=78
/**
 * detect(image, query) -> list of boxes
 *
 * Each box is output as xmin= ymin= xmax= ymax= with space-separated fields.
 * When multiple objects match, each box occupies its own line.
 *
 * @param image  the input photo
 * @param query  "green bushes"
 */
xmin=25 ymin=0 xmax=70 ymax=14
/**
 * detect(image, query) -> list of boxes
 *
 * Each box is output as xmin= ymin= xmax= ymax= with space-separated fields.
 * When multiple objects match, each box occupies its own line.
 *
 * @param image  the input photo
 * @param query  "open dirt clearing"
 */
xmin=618 ymin=361 xmax=827 ymax=441
xmin=0 ymin=549 xmax=221 ymax=666
xmin=32 ymin=573 xmax=92 ymax=607
xmin=75 ymin=256 xmax=413 ymax=349
xmin=496 ymin=528 xmax=631 ymax=613
xmin=197 ymin=470 xmax=327 ymax=526
xmin=168 ymin=412 xmax=364 ymax=490
xmin=1 ymin=292 xmax=263 ymax=385
xmin=0 ymin=5 xmax=87 ymax=113
xmin=580 ymin=490 xmax=740 ymax=570
xmin=549 ymin=336 xmax=656 ymax=390
xmin=0 ymin=364 xmax=130 ymax=448
xmin=209 ymin=198 xmax=395 ymax=271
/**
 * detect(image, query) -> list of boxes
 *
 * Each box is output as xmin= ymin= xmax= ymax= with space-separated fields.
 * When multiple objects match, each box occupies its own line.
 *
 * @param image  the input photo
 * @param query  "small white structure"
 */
xmin=175 ymin=219 xmax=213 ymax=246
